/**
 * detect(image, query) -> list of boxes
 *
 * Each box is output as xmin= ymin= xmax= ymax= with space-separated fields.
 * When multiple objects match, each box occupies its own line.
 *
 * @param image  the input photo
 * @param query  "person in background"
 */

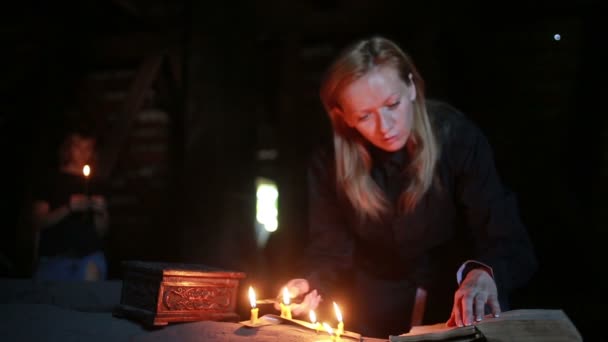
xmin=277 ymin=36 xmax=537 ymax=337
xmin=32 ymin=131 xmax=109 ymax=281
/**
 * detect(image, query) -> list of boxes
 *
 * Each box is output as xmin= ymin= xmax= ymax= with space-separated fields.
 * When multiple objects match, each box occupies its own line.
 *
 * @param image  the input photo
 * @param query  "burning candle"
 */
xmin=280 ymin=287 xmax=292 ymax=320
xmin=82 ymin=164 xmax=91 ymax=196
xmin=333 ymin=302 xmax=344 ymax=337
xmin=309 ymin=310 xmax=321 ymax=333
xmin=248 ymin=286 xmax=259 ymax=324
xmin=322 ymin=322 xmax=334 ymax=340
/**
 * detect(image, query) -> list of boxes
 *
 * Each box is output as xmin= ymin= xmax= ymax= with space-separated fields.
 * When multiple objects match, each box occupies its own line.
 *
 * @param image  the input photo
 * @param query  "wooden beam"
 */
xmin=98 ymin=55 xmax=164 ymax=180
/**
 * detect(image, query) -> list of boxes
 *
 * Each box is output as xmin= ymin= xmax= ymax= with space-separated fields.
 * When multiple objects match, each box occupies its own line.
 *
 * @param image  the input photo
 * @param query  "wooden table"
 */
xmin=0 ymin=279 xmax=583 ymax=342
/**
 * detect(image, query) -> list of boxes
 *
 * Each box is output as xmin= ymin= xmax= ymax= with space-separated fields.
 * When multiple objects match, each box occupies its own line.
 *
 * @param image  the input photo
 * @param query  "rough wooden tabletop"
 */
xmin=131 ymin=320 xmax=389 ymax=342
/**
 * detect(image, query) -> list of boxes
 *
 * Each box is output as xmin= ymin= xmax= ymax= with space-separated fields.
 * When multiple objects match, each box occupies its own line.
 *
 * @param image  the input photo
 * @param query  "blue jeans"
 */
xmin=34 ymin=251 xmax=107 ymax=281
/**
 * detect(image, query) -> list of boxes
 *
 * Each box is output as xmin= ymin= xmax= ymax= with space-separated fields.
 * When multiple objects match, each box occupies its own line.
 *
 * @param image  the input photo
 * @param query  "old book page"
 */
xmin=389 ymin=309 xmax=582 ymax=342
xmin=390 ymin=323 xmax=480 ymax=341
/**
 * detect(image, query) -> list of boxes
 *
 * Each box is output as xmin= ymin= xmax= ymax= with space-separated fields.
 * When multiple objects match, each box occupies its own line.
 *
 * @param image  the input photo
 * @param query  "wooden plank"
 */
xmin=98 ymin=55 xmax=164 ymax=180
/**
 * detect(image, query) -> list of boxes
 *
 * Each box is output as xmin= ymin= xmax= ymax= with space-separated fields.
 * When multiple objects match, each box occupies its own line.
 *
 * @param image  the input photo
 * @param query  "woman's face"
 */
xmin=338 ymin=65 xmax=416 ymax=152
xmin=69 ymin=136 xmax=95 ymax=167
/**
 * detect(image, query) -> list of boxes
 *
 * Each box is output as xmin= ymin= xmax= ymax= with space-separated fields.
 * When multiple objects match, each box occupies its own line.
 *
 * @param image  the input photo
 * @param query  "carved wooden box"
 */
xmin=114 ymin=261 xmax=246 ymax=326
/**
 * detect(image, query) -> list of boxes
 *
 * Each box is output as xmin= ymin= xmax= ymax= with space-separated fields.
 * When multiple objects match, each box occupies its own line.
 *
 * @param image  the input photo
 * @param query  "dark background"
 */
xmin=1 ymin=0 xmax=606 ymax=340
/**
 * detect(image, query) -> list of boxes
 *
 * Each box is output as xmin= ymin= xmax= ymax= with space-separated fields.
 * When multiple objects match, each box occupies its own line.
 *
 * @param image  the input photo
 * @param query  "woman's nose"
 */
xmin=378 ymin=109 xmax=393 ymax=133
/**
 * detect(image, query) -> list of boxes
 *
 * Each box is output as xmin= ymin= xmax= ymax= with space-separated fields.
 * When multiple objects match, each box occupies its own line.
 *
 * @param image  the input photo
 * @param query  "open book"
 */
xmin=389 ymin=309 xmax=582 ymax=342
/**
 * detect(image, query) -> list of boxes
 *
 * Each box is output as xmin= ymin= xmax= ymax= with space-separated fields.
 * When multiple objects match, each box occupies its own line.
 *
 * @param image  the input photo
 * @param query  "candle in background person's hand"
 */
xmin=82 ymin=164 xmax=91 ymax=197
xmin=82 ymin=164 xmax=93 ymax=224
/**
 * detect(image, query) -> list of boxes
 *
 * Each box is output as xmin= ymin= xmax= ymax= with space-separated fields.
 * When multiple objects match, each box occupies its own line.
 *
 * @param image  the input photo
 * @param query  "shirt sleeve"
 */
xmin=302 ymin=149 xmax=354 ymax=296
xmin=452 ymin=121 xmax=538 ymax=295
xmin=456 ymin=260 xmax=494 ymax=284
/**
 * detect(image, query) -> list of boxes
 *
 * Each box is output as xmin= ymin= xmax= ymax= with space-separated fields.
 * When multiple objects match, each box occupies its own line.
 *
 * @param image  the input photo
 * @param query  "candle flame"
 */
xmin=322 ymin=322 xmax=333 ymax=335
xmin=333 ymin=302 xmax=343 ymax=322
xmin=83 ymin=164 xmax=91 ymax=177
xmin=248 ymin=286 xmax=256 ymax=308
xmin=282 ymin=287 xmax=290 ymax=305
xmin=309 ymin=310 xmax=317 ymax=324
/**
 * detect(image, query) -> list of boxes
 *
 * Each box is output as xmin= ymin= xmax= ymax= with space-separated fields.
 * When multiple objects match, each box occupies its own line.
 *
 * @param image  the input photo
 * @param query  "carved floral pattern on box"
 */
xmin=162 ymin=286 xmax=232 ymax=311
xmin=115 ymin=261 xmax=245 ymax=325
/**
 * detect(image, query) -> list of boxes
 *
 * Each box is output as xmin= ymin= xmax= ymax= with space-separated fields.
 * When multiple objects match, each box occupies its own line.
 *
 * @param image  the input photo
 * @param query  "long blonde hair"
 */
xmin=319 ymin=36 xmax=440 ymax=221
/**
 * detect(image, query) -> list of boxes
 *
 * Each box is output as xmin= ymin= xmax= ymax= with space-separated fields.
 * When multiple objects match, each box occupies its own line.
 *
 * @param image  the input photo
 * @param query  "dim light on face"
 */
xmin=70 ymin=136 xmax=95 ymax=167
xmin=339 ymin=66 xmax=416 ymax=152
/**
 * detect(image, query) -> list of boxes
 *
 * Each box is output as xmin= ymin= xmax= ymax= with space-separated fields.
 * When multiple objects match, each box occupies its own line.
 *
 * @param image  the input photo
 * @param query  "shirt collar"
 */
xmin=369 ymin=144 xmax=409 ymax=169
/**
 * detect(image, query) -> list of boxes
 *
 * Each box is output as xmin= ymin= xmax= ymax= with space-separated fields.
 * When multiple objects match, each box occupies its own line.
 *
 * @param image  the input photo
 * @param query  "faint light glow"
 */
xmin=256 ymin=148 xmax=279 ymax=161
xmin=256 ymin=178 xmax=279 ymax=232
xmin=254 ymin=177 xmax=279 ymax=249
xmin=553 ymin=33 xmax=561 ymax=41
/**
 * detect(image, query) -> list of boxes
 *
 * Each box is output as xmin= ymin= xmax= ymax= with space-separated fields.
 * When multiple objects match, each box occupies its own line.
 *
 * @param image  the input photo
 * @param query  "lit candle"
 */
xmin=322 ymin=322 xmax=334 ymax=341
xmin=248 ymin=286 xmax=259 ymax=324
xmin=82 ymin=164 xmax=91 ymax=196
xmin=280 ymin=287 xmax=292 ymax=320
xmin=309 ymin=310 xmax=322 ymax=333
xmin=249 ymin=286 xmax=259 ymax=324
xmin=333 ymin=302 xmax=344 ymax=337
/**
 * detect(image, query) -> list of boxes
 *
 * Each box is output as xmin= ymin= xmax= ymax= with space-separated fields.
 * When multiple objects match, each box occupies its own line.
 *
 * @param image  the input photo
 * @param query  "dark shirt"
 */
xmin=34 ymin=170 xmax=106 ymax=257
xmin=303 ymin=100 xmax=537 ymax=337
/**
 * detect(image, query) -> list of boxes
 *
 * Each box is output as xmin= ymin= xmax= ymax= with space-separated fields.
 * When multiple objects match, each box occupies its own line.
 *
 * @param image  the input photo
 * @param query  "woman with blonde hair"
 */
xmin=277 ymin=36 xmax=537 ymax=337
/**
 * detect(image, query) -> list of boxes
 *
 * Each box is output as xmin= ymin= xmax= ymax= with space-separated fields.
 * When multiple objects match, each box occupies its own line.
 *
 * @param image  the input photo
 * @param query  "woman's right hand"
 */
xmin=274 ymin=278 xmax=322 ymax=316
xmin=90 ymin=195 xmax=108 ymax=213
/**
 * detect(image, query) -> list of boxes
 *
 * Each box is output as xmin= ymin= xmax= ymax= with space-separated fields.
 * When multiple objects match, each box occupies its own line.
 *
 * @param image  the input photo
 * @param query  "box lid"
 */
xmin=122 ymin=260 xmax=246 ymax=278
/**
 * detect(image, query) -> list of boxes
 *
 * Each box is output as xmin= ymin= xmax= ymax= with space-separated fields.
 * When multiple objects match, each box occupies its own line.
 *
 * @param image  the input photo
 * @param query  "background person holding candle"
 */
xmin=31 ymin=130 xmax=109 ymax=281
xmin=278 ymin=36 xmax=537 ymax=337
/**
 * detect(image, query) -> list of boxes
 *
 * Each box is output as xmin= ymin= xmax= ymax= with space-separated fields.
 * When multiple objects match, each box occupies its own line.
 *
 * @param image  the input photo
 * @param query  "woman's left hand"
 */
xmin=447 ymin=268 xmax=501 ymax=327
xmin=273 ymin=279 xmax=323 ymax=317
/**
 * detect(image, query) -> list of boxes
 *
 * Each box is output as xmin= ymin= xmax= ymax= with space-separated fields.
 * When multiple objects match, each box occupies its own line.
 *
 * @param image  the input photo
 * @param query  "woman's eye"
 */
xmin=358 ymin=114 xmax=371 ymax=122
xmin=388 ymin=101 xmax=400 ymax=109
